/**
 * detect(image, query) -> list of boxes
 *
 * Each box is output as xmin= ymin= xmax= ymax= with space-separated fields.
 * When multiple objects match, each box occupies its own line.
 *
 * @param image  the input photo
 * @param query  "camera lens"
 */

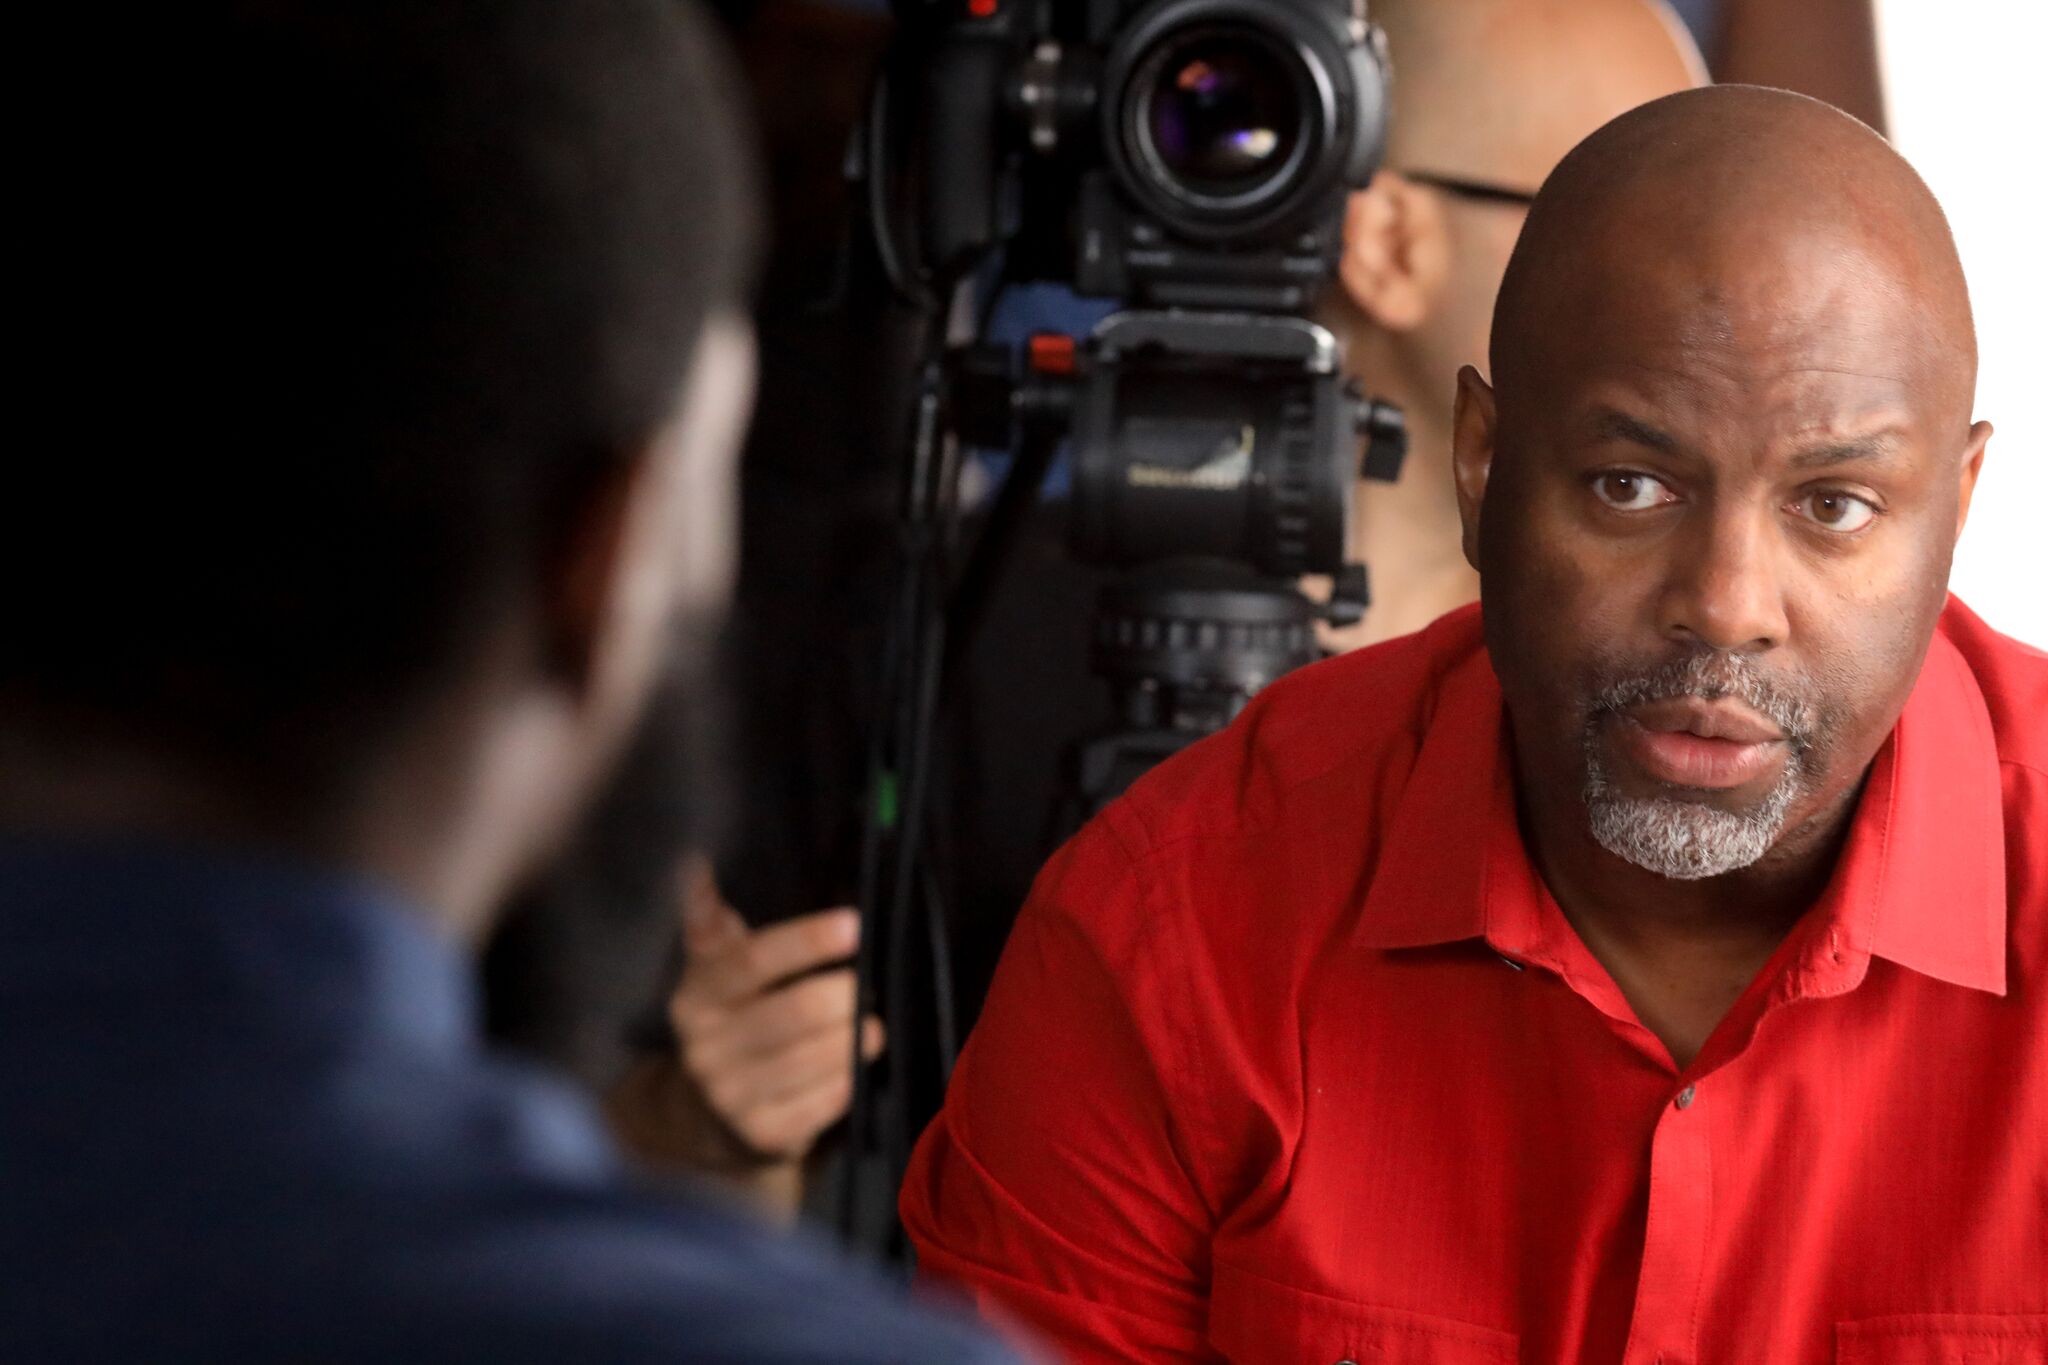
xmin=1138 ymin=28 xmax=1303 ymax=200
xmin=1102 ymin=0 xmax=1386 ymax=248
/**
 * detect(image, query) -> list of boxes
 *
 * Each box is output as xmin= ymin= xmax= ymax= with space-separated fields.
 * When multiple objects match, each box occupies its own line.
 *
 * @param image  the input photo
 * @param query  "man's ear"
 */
xmin=544 ymin=316 xmax=754 ymax=705
xmin=1953 ymin=419 xmax=1993 ymax=540
xmin=1336 ymin=172 xmax=1451 ymax=333
xmin=1451 ymin=365 xmax=1498 ymax=572
xmin=545 ymin=455 xmax=651 ymax=699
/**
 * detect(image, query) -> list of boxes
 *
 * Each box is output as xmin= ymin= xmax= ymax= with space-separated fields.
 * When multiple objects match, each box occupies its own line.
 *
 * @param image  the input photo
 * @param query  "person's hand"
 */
xmin=669 ymin=860 xmax=885 ymax=1163
xmin=605 ymin=860 xmax=883 ymax=1220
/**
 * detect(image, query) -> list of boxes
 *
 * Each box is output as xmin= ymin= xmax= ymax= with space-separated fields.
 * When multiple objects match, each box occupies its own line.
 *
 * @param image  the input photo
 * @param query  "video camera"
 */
xmin=870 ymin=0 xmax=1407 ymax=777
xmin=839 ymin=0 xmax=1406 ymax=1246
xmin=921 ymin=0 xmax=1390 ymax=304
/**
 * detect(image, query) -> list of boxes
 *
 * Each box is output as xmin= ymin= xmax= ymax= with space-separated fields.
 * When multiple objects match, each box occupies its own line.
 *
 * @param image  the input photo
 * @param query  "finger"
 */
xmin=861 ymin=1014 xmax=886 ymax=1062
xmin=677 ymin=856 xmax=747 ymax=954
xmin=680 ymin=969 xmax=858 ymax=1063
xmin=685 ymin=908 xmax=860 ymax=1007
xmin=697 ymin=1022 xmax=860 ymax=1116
xmin=725 ymin=1070 xmax=857 ymax=1161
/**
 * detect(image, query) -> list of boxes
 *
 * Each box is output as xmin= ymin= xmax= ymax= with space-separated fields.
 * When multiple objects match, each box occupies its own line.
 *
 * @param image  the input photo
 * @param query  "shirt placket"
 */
xmin=1621 ymin=1080 xmax=1713 ymax=1365
xmin=1502 ymin=916 xmax=1776 ymax=1365
xmin=1609 ymin=933 xmax=1864 ymax=1365
xmin=1503 ymin=931 xmax=1721 ymax=1365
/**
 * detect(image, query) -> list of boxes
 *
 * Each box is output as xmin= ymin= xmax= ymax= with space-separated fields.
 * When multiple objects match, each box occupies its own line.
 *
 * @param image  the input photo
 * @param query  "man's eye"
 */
xmin=1792 ymin=490 xmax=1878 ymax=533
xmin=1590 ymin=470 xmax=1677 ymax=511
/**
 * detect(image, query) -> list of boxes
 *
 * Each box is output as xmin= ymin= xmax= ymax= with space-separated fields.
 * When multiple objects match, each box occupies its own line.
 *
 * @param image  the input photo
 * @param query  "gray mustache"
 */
xmin=1586 ymin=652 xmax=1815 ymax=746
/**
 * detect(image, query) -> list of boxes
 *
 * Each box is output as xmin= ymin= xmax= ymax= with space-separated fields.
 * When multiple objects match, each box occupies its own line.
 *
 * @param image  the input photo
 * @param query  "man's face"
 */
xmin=508 ymin=311 xmax=754 ymax=927
xmin=1472 ymin=227 xmax=1980 ymax=879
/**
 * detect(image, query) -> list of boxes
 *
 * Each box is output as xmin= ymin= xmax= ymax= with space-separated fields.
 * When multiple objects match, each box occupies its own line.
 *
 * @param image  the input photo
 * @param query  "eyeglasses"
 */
xmin=1400 ymin=169 xmax=1541 ymax=208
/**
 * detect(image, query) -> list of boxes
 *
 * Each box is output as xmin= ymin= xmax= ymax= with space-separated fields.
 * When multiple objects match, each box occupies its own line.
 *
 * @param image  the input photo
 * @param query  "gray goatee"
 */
xmin=1581 ymin=653 xmax=1813 ymax=881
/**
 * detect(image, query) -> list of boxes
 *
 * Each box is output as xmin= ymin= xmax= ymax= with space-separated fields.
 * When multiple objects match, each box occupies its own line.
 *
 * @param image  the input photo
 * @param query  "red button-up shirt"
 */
xmin=903 ymin=600 xmax=2047 ymax=1364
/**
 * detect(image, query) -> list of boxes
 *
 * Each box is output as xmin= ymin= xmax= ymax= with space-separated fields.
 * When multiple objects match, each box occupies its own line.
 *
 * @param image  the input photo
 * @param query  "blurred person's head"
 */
xmin=1318 ymin=0 xmax=1704 ymax=646
xmin=1453 ymin=86 xmax=1987 ymax=888
xmin=4 ymin=0 xmax=760 ymax=937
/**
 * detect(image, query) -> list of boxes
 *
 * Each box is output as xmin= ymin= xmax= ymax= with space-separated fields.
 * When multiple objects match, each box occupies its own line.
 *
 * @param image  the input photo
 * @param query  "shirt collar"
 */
xmin=1809 ymin=625 xmax=2007 ymax=994
xmin=1353 ymin=619 xmax=2008 ymax=997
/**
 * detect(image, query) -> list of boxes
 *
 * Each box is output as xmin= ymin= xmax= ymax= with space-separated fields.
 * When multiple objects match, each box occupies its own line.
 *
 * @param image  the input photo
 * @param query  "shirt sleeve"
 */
xmin=900 ymin=811 xmax=1224 ymax=1363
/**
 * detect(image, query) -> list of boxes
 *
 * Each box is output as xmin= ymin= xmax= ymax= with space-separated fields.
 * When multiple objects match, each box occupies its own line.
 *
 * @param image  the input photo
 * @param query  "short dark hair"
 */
xmin=12 ymin=0 xmax=759 ymax=790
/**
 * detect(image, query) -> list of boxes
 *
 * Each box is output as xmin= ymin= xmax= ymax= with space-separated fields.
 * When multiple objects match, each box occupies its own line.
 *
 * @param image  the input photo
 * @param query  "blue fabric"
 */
xmin=0 ymin=836 xmax=1014 ymax=1363
xmin=1664 ymin=0 xmax=1721 ymax=49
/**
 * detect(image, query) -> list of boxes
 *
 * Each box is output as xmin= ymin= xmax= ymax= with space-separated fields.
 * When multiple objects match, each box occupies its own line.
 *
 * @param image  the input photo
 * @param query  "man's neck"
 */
xmin=0 ymin=701 xmax=542 ymax=945
xmin=1517 ymin=766 xmax=1865 ymax=1069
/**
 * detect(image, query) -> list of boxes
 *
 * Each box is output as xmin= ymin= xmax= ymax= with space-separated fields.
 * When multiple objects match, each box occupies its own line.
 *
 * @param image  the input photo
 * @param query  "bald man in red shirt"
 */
xmin=902 ymin=88 xmax=2048 ymax=1363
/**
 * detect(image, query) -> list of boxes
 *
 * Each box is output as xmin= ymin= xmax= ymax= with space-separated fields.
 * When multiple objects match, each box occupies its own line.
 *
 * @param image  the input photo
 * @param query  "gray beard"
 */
xmin=1583 ymin=751 xmax=1800 ymax=880
xmin=1578 ymin=652 xmax=1814 ymax=881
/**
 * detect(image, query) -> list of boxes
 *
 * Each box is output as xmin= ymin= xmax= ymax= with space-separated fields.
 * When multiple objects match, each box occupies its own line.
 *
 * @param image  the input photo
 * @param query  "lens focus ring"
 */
xmin=1103 ymin=0 xmax=1362 ymax=243
xmin=1137 ymin=28 xmax=1305 ymax=204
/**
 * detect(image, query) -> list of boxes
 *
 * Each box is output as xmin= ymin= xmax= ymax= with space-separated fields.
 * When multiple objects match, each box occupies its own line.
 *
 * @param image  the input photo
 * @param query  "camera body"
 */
xmin=905 ymin=0 xmax=1403 ymax=748
xmin=923 ymin=0 xmax=1390 ymax=312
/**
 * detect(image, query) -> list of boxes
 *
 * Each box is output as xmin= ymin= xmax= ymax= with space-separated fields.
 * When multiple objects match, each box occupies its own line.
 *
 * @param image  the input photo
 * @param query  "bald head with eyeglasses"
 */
xmin=1313 ymin=0 xmax=1706 ymax=648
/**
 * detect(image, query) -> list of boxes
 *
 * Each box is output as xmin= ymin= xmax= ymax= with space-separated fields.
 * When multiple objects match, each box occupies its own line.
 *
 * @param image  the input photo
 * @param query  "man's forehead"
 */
xmin=1492 ymin=88 xmax=1977 ymax=433
xmin=1561 ymin=370 xmax=1918 ymax=463
xmin=1521 ymin=230 xmax=1954 ymax=435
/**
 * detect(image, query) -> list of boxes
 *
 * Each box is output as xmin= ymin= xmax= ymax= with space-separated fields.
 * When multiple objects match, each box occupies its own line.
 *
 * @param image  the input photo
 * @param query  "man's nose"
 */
xmin=1657 ymin=507 xmax=1790 ymax=653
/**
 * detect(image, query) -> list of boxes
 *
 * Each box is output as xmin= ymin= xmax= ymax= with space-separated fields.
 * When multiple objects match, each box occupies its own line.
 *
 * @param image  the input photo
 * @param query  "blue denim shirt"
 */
xmin=0 ymin=836 xmax=1015 ymax=1363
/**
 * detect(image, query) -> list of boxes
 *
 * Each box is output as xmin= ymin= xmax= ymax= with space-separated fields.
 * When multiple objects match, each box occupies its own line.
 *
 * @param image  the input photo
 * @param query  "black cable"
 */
xmin=973 ymin=265 xmax=1009 ymax=339
xmin=921 ymin=862 xmax=959 ymax=1079
xmin=942 ymin=419 xmax=1062 ymax=686
xmin=838 ymin=327 xmax=935 ymax=1240
xmin=877 ymin=344 xmax=958 ymax=1220
xmin=862 ymin=74 xmax=914 ymax=304
xmin=838 ymin=342 xmax=953 ymax=1248
xmin=863 ymin=58 xmax=945 ymax=314
xmin=838 ymin=561 xmax=910 ymax=1241
xmin=836 ymin=32 xmax=1005 ymax=1242
xmin=880 ymin=597 xmax=944 ymax=1208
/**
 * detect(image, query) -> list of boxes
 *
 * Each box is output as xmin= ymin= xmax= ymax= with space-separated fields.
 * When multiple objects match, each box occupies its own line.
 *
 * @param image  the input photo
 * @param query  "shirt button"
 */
xmin=1675 ymin=1084 xmax=1697 ymax=1110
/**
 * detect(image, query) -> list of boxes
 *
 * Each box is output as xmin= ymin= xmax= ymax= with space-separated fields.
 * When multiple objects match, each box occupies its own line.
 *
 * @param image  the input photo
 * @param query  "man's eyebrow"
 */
xmin=1787 ymin=431 xmax=1908 ymax=469
xmin=1590 ymin=409 xmax=1682 ymax=455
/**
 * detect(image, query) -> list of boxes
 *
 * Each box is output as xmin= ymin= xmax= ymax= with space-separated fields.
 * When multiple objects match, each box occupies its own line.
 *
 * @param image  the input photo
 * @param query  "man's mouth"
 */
xmin=1612 ymin=696 xmax=1790 ymax=790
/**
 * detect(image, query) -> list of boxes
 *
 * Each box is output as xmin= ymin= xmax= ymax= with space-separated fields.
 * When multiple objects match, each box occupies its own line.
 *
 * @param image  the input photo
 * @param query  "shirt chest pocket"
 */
xmin=1207 ymin=1261 xmax=1518 ymax=1365
xmin=1835 ymin=1314 xmax=2048 ymax=1363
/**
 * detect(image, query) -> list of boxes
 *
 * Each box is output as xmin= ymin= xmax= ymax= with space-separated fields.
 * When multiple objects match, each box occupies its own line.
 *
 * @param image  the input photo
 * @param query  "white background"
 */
xmin=1879 ymin=0 xmax=2047 ymax=647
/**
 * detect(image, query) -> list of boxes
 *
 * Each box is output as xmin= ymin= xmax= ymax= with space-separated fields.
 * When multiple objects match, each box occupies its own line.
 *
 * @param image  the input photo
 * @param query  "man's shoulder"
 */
xmin=320 ymin=1190 xmax=1013 ymax=1363
xmin=1940 ymin=596 xmax=2048 ymax=777
xmin=330 ymin=1070 xmax=1015 ymax=1363
xmin=12 ymin=1163 xmax=1011 ymax=1363
xmin=2 ymin=1007 xmax=1012 ymax=1363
